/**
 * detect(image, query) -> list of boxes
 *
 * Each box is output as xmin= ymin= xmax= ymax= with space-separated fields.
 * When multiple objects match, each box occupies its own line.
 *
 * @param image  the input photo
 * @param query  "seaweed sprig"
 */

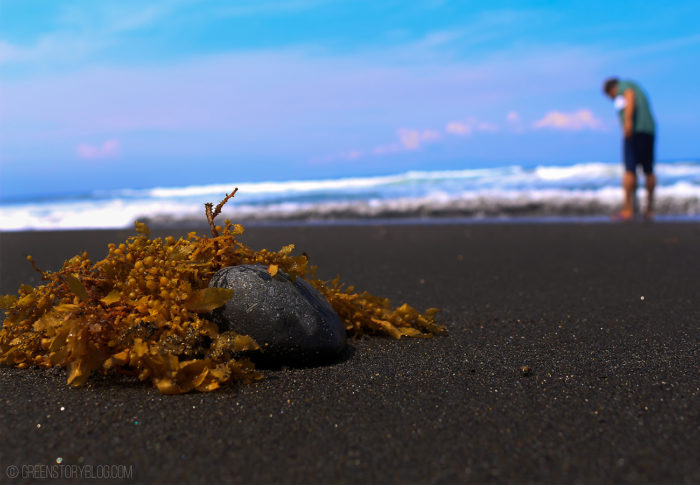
xmin=0 ymin=190 xmax=444 ymax=393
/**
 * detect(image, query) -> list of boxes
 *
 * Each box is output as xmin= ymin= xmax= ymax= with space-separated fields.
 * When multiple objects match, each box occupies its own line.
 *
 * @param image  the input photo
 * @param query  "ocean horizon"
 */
xmin=2 ymin=160 xmax=699 ymax=231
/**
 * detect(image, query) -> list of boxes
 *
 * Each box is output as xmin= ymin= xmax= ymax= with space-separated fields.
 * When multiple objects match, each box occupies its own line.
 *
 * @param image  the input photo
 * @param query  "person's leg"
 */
xmin=644 ymin=173 xmax=656 ymax=218
xmin=641 ymin=134 xmax=656 ymax=219
xmin=622 ymin=170 xmax=637 ymax=217
xmin=618 ymin=136 xmax=637 ymax=219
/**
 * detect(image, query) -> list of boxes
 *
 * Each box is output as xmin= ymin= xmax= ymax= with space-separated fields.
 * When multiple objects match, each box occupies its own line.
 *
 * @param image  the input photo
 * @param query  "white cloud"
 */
xmin=76 ymin=139 xmax=120 ymax=159
xmin=397 ymin=128 xmax=441 ymax=150
xmin=532 ymin=109 xmax=604 ymax=131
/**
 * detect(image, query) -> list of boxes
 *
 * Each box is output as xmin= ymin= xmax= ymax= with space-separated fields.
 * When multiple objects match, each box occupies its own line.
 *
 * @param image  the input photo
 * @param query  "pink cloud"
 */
xmin=370 ymin=128 xmax=440 ymax=156
xmin=338 ymin=149 xmax=364 ymax=160
xmin=76 ymin=139 xmax=120 ymax=159
xmin=337 ymin=118 xmax=495 ymax=162
xmin=397 ymin=128 xmax=441 ymax=150
xmin=445 ymin=121 xmax=472 ymax=136
xmin=506 ymin=111 xmax=520 ymax=123
xmin=532 ymin=109 xmax=604 ymax=131
xmin=445 ymin=117 xmax=500 ymax=136
xmin=505 ymin=110 xmax=526 ymax=133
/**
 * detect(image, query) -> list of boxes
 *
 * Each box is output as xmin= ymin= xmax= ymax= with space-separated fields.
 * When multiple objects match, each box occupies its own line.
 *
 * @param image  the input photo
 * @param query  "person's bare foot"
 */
xmin=611 ymin=210 xmax=634 ymax=221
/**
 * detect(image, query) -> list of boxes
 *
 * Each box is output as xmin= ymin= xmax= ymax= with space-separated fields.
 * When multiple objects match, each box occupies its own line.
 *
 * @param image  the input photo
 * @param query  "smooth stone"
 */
xmin=208 ymin=264 xmax=347 ymax=362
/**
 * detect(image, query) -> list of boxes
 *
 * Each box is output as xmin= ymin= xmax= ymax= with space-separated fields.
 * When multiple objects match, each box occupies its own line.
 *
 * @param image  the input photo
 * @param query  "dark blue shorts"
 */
xmin=624 ymin=133 xmax=655 ymax=174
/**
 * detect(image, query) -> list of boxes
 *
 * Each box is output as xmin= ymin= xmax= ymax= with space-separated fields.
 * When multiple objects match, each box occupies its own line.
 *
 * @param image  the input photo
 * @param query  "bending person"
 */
xmin=603 ymin=77 xmax=656 ymax=220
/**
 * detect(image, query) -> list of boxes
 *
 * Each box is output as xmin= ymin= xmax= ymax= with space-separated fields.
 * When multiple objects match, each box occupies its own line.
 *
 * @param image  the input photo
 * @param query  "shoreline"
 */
xmin=2 ymin=212 xmax=700 ymax=233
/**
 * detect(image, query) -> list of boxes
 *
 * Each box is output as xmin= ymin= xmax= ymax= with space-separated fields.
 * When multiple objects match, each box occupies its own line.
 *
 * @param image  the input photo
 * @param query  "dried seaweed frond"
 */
xmin=0 ymin=189 xmax=444 ymax=393
xmin=313 ymin=276 xmax=444 ymax=338
xmin=205 ymin=188 xmax=238 ymax=237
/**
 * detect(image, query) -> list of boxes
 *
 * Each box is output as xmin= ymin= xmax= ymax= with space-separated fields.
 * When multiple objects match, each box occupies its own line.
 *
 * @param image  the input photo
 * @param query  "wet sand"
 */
xmin=0 ymin=222 xmax=698 ymax=483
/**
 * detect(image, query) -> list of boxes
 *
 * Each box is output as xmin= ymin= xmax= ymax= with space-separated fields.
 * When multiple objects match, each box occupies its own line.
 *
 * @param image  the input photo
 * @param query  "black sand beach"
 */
xmin=0 ymin=222 xmax=698 ymax=484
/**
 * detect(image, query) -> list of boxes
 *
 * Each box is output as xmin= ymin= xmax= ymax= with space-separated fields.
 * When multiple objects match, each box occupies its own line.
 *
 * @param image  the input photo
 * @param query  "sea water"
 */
xmin=1 ymin=161 xmax=699 ymax=230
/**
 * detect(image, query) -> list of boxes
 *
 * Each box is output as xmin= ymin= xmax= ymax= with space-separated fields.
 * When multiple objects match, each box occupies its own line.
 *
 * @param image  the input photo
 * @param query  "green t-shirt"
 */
xmin=616 ymin=80 xmax=655 ymax=134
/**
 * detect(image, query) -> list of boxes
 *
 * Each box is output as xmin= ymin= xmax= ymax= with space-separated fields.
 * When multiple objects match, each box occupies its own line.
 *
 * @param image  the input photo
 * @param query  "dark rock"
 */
xmin=209 ymin=264 xmax=347 ymax=362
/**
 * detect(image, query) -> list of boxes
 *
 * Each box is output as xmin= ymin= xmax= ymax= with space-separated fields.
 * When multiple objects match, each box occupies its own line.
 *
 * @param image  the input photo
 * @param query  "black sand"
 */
xmin=0 ymin=223 xmax=698 ymax=484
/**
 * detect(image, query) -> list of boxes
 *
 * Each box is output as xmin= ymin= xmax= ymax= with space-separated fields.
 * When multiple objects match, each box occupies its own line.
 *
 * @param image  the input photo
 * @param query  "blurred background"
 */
xmin=1 ymin=0 xmax=699 ymax=229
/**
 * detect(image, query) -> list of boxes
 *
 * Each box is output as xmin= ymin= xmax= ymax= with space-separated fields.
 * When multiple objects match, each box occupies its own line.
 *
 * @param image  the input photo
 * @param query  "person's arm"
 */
xmin=623 ymin=87 xmax=635 ymax=137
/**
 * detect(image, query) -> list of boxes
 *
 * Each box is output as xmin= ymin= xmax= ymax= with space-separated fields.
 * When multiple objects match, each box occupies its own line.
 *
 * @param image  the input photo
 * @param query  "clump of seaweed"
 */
xmin=0 ymin=190 xmax=444 ymax=394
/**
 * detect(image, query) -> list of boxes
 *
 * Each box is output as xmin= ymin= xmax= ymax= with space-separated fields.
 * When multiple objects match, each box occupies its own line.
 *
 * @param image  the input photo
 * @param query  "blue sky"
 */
xmin=1 ymin=0 xmax=699 ymax=199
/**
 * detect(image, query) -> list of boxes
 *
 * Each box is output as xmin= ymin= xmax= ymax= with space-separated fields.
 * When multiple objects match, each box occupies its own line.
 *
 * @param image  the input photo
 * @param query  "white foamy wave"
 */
xmin=209 ymin=184 xmax=699 ymax=221
xmin=534 ymin=162 xmax=620 ymax=181
xmin=100 ymin=161 xmax=700 ymax=200
xmin=0 ymin=200 xmax=201 ymax=231
xmin=2 ymin=162 xmax=699 ymax=230
xmin=136 ymin=174 xmax=407 ymax=199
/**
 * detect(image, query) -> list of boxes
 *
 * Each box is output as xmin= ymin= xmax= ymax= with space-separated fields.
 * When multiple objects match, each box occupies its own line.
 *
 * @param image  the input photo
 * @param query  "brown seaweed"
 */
xmin=0 ymin=190 xmax=444 ymax=393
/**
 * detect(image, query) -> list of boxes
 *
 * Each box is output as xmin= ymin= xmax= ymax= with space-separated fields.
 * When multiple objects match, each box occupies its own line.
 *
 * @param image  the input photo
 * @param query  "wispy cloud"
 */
xmin=506 ymin=111 xmax=520 ymax=123
xmin=532 ymin=109 xmax=604 ymax=131
xmin=329 ymin=106 xmax=606 ymax=164
xmin=214 ymin=0 xmax=327 ymax=18
xmin=445 ymin=121 xmax=473 ymax=136
xmin=505 ymin=110 xmax=527 ymax=133
xmin=0 ymin=3 xmax=172 ymax=66
xmin=76 ymin=139 xmax=120 ymax=159
xmin=397 ymin=128 xmax=441 ymax=150
xmin=0 ymin=15 xmax=655 ymax=165
xmin=611 ymin=33 xmax=700 ymax=60
xmin=56 ymin=3 xmax=170 ymax=34
xmin=342 ymin=118 xmax=501 ymax=162
xmin=446 ymin=117 xmax=499 ymax=136
xmin=338 ymin=149 xmax=364 ymax=160
xmin=369 ymin=128 xmax=440 ymax=156
xmin=0 ymin=41 xmax=23 ymax=63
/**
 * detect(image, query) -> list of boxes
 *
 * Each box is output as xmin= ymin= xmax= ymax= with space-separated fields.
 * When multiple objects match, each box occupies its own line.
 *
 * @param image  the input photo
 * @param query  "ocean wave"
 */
xmin=100 ymin=161 xmax=700 ymax=201
xmin=2 ymin=162 xmax=699 ymax=230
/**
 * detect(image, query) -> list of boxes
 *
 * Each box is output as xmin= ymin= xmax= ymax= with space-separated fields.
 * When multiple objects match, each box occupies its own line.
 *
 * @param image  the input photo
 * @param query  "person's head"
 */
xmin=603 ymin=77 xmax=619 ymax=99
